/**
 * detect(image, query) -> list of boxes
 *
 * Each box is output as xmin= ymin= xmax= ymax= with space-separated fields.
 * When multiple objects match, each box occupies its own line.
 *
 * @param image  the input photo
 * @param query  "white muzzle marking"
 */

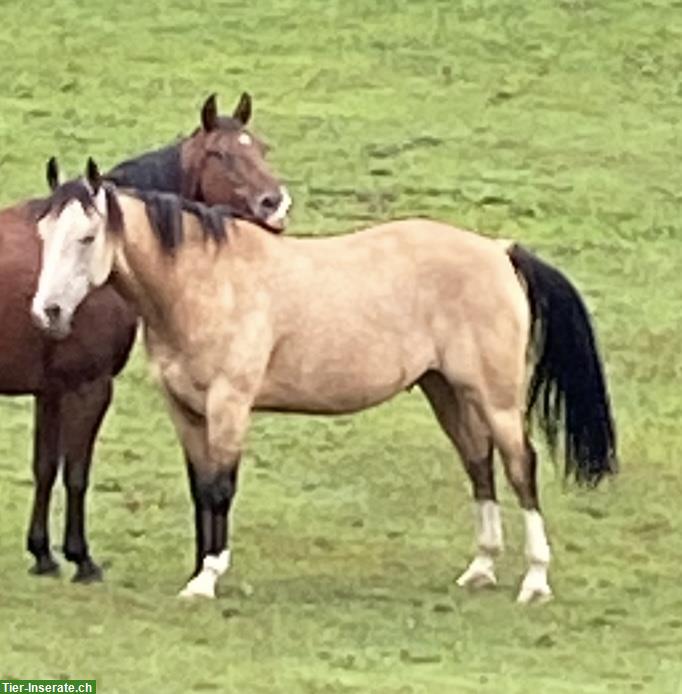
xmin=266 ymin=186 xmax=292 ymax=228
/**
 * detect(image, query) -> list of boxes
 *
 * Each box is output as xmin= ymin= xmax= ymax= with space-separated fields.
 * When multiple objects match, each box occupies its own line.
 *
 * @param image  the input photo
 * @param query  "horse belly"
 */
xmin=256 ymin=337 xmax=429 ymax=415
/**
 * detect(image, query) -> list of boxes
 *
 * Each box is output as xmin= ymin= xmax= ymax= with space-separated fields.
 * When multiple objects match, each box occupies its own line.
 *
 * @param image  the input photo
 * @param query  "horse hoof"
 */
xmin=72 ymin=561 xmax=103 ymax=584
xmin=29 ymin=557 xmax=60 ymax=577
xmin=178 ymin=572 xmax=217 ymax=599
xmin=178 ymin=585 xmax=216 ymax=599
xmin=516 ymin=569 xmax=553 ymax=605
xmin=516 ymin=586 xmax=553 ymax=605
xmin=456 ymin=568 xmax=497 ymax=589
xmin=516 ymin=571 xmax=552 ymax=605
xmin=456 ymin=556 xmax=497 ymax=589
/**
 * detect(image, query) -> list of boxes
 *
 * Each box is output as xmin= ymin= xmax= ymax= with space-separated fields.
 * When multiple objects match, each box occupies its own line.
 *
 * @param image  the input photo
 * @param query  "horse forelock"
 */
xmin=30 ymin=180 xmax=98 ymax=223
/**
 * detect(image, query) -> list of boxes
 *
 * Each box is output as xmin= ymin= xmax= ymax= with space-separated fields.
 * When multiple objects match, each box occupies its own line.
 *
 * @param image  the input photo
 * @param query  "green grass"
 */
xmin=2 ymin=0 xmax=682 ymax=691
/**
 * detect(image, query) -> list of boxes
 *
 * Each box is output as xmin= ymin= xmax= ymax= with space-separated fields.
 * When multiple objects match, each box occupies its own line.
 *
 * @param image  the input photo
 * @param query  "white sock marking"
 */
xmin=457 ymin=501 xmax=503 ymax=589
xmin=178 ymin=550 xmax=232 ymax=599
xmin=477 ymin=500 xmax=503 ymax=554
xmin=523 ymin=509 xmax=550 ymax=565
xmin=517 ymin=510 xmax=552 ymax=604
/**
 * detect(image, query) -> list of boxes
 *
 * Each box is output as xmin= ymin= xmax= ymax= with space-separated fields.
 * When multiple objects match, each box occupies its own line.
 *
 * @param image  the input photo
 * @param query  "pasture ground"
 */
xmin=1 ymin=1 xmax=682 ymax=691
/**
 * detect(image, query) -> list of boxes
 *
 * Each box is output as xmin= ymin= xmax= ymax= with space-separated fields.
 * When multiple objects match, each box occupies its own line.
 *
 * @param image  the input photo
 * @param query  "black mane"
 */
xmin=33 ymin=115 xmax=265 ymax=252
xmin=104 ymin=115 xmax=244 ymax=194
xmin=132 ymin=190 xmax=235 ymax=251
xmin=105 ymin=142 xmax=183 ymax=193
xmin=33 ymin=179 xmax=245 ymax=253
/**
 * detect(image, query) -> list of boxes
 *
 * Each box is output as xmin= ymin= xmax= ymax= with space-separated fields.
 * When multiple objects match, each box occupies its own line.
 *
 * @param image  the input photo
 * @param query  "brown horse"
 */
xmin=1 ymin=93 xmax=290 ymax=582
xmin=31 ymin=163 xmax=616 ymax=603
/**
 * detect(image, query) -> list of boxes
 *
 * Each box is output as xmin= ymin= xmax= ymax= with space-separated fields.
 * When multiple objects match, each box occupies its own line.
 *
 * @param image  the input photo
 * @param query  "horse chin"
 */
xmin=35 ymin=314 xmax=73 ymax=341
xmin=44 ymin=321 xmax=72 ymax=341
xmin=264 ymin=214 xmax=287 ymax=233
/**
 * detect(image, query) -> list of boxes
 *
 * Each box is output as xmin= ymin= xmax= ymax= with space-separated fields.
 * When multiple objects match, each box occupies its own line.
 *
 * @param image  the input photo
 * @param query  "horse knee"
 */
xmin=63 ymin=461 xmax=89 ymax=494
xmin=194 ymin=465 xmax=238 ymax=512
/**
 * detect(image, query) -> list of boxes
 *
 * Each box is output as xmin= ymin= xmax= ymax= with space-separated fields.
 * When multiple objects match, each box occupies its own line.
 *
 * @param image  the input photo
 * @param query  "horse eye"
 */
xmin=80 ymin=235 xmax=95 ymax=246
xmin=208 ymin=149 xmax=234 ymax=163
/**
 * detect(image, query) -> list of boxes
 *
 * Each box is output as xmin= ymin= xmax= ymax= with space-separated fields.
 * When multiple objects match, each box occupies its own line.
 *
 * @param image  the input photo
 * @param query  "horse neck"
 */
xmin=111 ymin=195 xmax=181 ymax=334
xmin=111 ymin=195 xmax=255 ymax=343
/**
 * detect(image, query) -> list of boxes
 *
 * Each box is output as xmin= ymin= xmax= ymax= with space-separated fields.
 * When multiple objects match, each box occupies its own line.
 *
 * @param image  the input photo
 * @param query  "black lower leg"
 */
xmin=186 ymin=456 xmax=214 ymax=576
xmin=27 ymin=394 xmax=61 ymax=576
xmin=27 ymin=481 xmax=59 ymax=575
xmin=211 ymin=465 xmax=238 ymax=556
xmin=63 ymin=458 xmax=101 ymax=582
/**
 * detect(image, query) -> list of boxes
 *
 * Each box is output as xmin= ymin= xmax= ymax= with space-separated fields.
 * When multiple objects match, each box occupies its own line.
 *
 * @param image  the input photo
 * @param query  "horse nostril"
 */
xmin=257 ymin=191 xmax=282 ymax=214
xmin=44 ymin=304 xmax=62 ymax=323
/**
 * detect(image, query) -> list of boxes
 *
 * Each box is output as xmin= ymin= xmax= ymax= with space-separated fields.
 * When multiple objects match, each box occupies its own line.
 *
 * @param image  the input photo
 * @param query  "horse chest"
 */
xmin=146 ymin=335 xmax=211 ymax=418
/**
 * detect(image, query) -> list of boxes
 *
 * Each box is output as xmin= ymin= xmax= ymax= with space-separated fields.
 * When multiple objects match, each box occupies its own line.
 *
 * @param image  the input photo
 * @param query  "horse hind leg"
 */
xmin=60 ymin=378 xmax=113 ymax=582
xmin=418 ymin=371 xmax=502 ymax=590
xmin=27 ymin=392 xmax=62 ymax=576
xmin=439 ymin=313 xmax=551 ymax=603
xmin=485 ymin=406 xmax=552 ymax=604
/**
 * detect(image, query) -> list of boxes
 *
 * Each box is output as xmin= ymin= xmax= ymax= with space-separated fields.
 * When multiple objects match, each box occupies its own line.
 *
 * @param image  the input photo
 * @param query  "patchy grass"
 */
xmin=1 ymin=0 xmax=682 ymax=692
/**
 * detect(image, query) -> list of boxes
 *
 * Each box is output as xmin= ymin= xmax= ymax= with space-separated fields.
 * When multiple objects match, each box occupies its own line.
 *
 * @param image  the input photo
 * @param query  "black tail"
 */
xmin=507 ymin=244 xmax=617 ymax=485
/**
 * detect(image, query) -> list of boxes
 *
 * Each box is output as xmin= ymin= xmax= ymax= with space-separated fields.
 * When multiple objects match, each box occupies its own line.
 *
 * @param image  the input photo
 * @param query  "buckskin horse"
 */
xmin=0 ymin=92 xmax=290 ymax=582
xmin=30 ymin=160 xmax=615 ymax=603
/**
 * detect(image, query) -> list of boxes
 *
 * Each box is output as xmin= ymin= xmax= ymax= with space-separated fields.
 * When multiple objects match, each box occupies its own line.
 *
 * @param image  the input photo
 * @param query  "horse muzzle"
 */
xmin=256 ymin=186 xmax=292 ymax=232
xmin=31 ymin=299 xmax=72 ymax=340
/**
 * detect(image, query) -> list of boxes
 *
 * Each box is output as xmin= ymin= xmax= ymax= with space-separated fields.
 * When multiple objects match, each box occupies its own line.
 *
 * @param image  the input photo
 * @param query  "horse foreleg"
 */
xmin=27 ymin=392 xmax=62 ymax=576
xmin=61 ymin=378 xmax=113 ymax=582
xmin=176 ymin=378 xmax=252 ymax=599
xmin=180 ymin=454 xmax=239 ymax=599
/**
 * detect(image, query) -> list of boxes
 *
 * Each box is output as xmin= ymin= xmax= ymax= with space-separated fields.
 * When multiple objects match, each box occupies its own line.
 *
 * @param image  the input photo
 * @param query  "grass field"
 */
xmin=2 ymin=0 xmax=682 ymax=691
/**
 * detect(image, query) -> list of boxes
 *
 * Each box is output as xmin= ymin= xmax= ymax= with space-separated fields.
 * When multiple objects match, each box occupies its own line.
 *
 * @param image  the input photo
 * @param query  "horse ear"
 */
xmin=201 ymin=93 xmax=218 ymax=131
xmin=85 ymin=157 xmax=102 ymax=193
xmin=46 ymin=157 xmax=60 ymax=191
xmin=232 ymin=92 xmax=252 ymax=125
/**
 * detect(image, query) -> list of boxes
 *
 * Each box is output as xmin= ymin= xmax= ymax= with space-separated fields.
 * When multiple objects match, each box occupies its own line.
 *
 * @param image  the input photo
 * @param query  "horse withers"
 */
xmin=0 ymin=92 xmax=290 ymax=582
xmin=31 ymin=161 xmax=616 ymax=602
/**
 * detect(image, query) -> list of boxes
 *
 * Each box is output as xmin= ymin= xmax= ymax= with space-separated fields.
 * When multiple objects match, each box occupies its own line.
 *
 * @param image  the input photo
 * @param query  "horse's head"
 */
xmin=183 ymin=93 xmax=291 ymax=231
xmin=31 ymin=158 xmax=121 ymax=339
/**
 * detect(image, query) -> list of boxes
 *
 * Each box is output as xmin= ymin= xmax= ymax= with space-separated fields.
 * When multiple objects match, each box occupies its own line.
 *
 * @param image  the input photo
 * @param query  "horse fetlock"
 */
xmin=63 ymin=537 xmax=89 ymax=563
xmin=179 ymin=552 xmax=231 ymax=599
xmin=206 ymin=549 xmax=231 ymax=576
xmin=27 ymin=533 xmax=50 ymax=558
